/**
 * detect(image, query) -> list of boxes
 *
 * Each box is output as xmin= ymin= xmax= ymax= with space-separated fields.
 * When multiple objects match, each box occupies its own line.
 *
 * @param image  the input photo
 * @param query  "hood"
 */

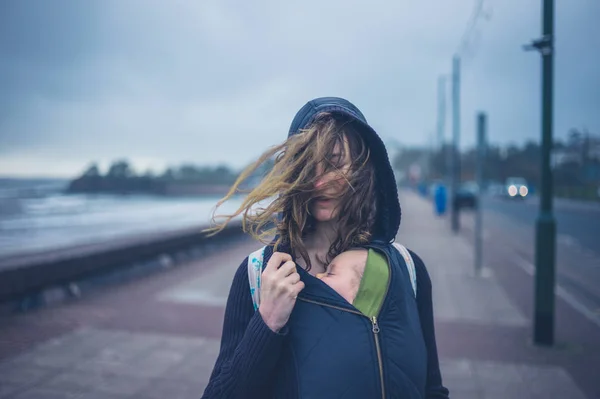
xmin=287 ymin=97 xmax=401 ymax=242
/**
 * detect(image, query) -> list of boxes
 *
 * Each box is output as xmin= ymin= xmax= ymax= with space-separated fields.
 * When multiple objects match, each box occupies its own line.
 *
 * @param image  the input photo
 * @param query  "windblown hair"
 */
xmin=206 ymin=113 xmax=377 ymax=270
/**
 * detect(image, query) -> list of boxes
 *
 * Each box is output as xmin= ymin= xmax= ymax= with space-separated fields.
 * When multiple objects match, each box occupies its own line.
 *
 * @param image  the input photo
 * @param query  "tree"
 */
xmin=82 ymin=163 xmax=101 ymax=177
xmin=161 ymin=168 xmax=175 ymax=180
xmin=107 ymin=160 xmax=134 ymax=178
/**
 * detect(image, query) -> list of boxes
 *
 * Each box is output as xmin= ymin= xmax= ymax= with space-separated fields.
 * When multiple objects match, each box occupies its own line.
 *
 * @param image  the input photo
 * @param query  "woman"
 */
xmin=202 ymin=97 xmax=449 ymax=399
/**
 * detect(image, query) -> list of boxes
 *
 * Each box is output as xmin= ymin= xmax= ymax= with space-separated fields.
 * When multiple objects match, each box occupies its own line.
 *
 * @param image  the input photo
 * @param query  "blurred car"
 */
xmin=487 ymin=181 xmax=505 ymax=197
xmin=504 ymin=177 xmax=529 ymax=199
xmin=453 ymin=181 xmax=479 ymax=210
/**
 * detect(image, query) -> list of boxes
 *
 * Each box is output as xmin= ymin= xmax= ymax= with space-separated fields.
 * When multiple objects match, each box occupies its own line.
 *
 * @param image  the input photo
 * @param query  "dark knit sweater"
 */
xmin=201 ymin=250 xmax=449 ymax=399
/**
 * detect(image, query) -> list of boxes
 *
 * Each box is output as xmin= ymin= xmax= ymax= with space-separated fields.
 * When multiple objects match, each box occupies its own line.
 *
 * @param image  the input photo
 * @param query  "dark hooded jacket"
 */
xmin=202 ymin=97 xmax=449 ymax=399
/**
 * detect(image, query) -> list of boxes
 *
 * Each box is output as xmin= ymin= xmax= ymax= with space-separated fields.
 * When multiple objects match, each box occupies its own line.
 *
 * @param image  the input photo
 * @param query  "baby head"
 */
xmin=316 ymin=251 xmax=364 ymax=304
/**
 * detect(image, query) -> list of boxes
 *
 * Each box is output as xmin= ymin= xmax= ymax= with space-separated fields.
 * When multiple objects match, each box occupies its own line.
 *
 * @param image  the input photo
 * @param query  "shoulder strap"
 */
xmin=392 ymin=243 xmax=417 ymax=298
xmin=247 ymin=246 xmax=267 ymax=311
xmin=248 ymin=243 xmax=416 ymax=308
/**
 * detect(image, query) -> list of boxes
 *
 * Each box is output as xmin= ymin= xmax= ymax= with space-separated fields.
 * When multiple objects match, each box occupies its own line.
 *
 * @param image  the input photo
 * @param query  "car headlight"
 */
xmin=508 ymin=185 xmax=518 ymax=197
xmin=519 ymin=186 xmax=528 ymax=197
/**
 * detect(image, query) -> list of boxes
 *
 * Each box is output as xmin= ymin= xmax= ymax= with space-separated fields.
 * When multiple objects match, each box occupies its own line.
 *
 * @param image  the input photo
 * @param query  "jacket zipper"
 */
xmin=371 ymin=316 xmax=385 ymax=399
xmin=297 ymin=297 xmax=386 ymax=399
xmin=374 ymin=249 xmax=392 ymax=399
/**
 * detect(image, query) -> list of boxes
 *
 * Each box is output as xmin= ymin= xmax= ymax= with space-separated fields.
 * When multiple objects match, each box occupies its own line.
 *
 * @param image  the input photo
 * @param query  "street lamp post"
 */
xmin=525 ymin=0 xmax=556 ymax=346
xmin=451 ymin=55 xmax=461 ymax=233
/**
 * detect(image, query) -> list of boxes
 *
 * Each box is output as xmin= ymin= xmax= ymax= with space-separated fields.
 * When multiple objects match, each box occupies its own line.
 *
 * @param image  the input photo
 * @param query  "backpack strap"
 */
xmin=247 ymin=243 xmax=417 ymax=311
xmin=247 ymin=246 xmax=267 ymax=310
xmin=392 ymin=243 xmax=417 ymax=298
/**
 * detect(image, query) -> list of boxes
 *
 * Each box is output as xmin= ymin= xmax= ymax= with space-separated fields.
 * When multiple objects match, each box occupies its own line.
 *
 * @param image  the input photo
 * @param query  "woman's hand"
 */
xmin=258 ymin=252 xmax=305 ymax=333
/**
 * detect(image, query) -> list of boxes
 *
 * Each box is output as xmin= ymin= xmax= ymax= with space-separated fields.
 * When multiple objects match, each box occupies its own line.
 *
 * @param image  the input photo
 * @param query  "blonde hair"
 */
xmin=205 ymin=113 xmax=377 ymax=270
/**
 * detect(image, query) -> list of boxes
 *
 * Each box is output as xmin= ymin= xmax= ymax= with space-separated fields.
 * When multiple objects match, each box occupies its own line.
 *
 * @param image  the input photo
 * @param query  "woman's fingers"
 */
xmin=284 ymin=271 xmax=301 ymax=285
xmin=264 ymin=252 xmax=292 ymax=273
xmin=292 ymin=281 xmax=305 ymax=296
xmin=276 ymin=260 xmax=297 ymax=278
xmin=261 ymin=251 xmax=302 ymax=295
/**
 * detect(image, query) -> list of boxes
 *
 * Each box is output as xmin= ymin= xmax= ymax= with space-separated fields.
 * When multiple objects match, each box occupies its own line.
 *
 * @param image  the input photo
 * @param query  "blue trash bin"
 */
xmin=434 ymin=184 xmax=447 ymax=215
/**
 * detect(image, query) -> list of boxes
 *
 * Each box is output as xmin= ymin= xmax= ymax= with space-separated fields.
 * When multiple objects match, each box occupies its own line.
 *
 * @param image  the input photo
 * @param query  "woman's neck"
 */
xmin=301 ymin=220 xmax=338 ymax=273
xmin=307 ymin=220 xmax=337 ymax=250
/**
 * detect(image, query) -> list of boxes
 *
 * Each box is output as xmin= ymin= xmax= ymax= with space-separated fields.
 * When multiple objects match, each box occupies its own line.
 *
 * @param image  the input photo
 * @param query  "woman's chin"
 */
xmin=312 ymin=209 xmax=337 ymax=222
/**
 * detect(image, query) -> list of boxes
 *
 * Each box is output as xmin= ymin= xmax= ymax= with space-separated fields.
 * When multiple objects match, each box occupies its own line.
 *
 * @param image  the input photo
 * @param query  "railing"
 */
xmin=0 ymin=221 xmax=243 ymax=305
xmin=555 ymin=186 xmax=600 ymax=202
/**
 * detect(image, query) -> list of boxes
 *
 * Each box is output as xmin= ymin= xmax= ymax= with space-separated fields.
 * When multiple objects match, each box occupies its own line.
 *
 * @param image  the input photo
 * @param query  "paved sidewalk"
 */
xmin=0 ymin=191 xmax=596 ymax=398
xmin=397 ymin=190 xmax=595 ymax=399
xmin=0 ymin=238 xmax=258 ymax=399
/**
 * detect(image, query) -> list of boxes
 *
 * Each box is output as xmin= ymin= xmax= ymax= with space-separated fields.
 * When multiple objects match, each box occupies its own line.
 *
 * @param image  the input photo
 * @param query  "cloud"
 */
xmin=0 ymin=0 xmax=598 ymax=177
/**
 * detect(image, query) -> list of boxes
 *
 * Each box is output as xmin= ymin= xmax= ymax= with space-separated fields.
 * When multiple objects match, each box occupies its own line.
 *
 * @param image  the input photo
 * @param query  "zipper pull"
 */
xmin=371 ymin=316 xmax=380 ymax=333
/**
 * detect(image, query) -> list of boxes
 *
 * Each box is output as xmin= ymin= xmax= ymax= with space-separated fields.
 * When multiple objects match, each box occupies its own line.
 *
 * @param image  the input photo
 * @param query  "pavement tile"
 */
xmin=164 ymin=340 xmax=220 ymax=382
xmin=87 ymin=346 xmax=139 ymax=365
xmin=441 ymin=358 xmax=587 ymax=399
xmin=21 ymin=352 xmax=88 ymax=369
xmin=102 ymin=331 xmax=164 ymax=355
xmin=440 ymin=358 xmax=474 ymax=378
xmin=119 ymin=349 xmax=188 ymax=379
xmin=74 ymin=357 xmax=137 ymax=377
xmin=3 ymin=329 xmax=109 ymax=371
xmin=447 ymin=388 xmax=485 ymax=399
xmin=0 ymin=383 xmax=22 ymax=398
xmin=165 ymin=361 xmax=215 ymax=384
xmin=153 ymin=335 xmax=207 ymax=353
xmin=473 ymin=360 xmax=525 ymax=385
xmin=9 ymin=387 xmax=88 ymax=399
xmin=43 ymin=369 xmax=149 ymax=396
xmin=75 ymin=392 xmax=124 ymax=399
xmin=443 ymin=376 xmax=481 ymax=393
xmin=133 ymin=377 xmax=207 ymax=399
xmin=519 ymin=364 xmax=588 ymax=399
xmin=0 ymin=363 xmax=58 ymax=387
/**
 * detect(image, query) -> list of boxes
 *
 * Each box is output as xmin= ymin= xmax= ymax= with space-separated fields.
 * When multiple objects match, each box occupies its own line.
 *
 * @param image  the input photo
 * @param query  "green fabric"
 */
xmin=353 ymin=249 xmax=390 ymax=318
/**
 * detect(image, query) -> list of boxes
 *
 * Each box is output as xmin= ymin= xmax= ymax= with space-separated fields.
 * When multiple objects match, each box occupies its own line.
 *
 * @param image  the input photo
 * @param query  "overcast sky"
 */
xmin=0 ymin=0 xmax=598 ymax=178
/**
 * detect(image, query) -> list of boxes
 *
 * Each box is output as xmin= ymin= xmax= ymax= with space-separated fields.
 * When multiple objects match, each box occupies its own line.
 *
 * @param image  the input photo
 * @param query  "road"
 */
xmin=484 ymin=195 xmax=600 ymax=258
xmin=462 ymin=195 xmax=600 ymax=325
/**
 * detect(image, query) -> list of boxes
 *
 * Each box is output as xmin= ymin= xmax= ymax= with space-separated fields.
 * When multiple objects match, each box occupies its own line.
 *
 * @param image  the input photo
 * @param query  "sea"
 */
xmin=0 ymin=178 xmax=246 ymax=260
